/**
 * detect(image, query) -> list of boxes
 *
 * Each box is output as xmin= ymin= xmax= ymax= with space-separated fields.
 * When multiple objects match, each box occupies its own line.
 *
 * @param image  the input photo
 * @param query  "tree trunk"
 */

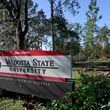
xmin=15 ymin=0 xmax=28 ymax=50
xmin=19 ymin=33 xmax=25 ymax=50
xmin=50 ymin=0 xmax=55 ymax=51
xmin=16 ymin=28 xmax=25 ymax=50
xmin=16 ymin=27 xmax=20 ymax=49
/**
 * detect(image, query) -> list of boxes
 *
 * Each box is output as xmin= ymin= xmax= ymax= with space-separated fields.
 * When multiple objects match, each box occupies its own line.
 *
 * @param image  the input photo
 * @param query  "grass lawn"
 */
xmin=72 ymin=71 xmax=81 ymax=88
xmin=0 ymin=98 xmax=23 ymax=110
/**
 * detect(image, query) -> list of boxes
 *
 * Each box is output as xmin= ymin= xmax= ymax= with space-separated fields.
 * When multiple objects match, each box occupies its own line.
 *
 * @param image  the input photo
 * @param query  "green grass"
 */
xmin=0 ymin=98 xmax=23 ymax=110
xmin=72 ymin=71 xmax=81 ymax=88
xmin=0 ymin=98 xmax=47 ymax=110
xmin=72 ymin=71 xmax=81 ymax=79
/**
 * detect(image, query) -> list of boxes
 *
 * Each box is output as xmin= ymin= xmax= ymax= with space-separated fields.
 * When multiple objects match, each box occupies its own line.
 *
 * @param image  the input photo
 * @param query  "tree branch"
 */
xmin=26 ymin=37 xmax=39 ymax=49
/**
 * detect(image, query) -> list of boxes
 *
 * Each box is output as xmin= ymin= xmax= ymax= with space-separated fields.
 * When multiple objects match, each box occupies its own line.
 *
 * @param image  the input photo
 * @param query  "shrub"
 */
xmin=47 ymin=74 xmax=110 ymax=110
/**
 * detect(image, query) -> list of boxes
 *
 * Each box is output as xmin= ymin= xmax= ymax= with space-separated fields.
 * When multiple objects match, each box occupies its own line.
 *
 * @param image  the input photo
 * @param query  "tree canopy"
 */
xmin=0 ymin=0 xmax=110 ymax=59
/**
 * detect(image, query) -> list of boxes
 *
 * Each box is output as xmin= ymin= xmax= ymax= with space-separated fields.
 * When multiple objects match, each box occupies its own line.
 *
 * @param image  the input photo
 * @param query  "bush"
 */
xmin=47 ymin=74 xmax=110 ymax=110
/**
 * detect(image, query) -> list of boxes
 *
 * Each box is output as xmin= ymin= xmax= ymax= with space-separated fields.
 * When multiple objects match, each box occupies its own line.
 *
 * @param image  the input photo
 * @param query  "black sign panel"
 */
xmin=0 ymin=76 xmax=74 ymax=102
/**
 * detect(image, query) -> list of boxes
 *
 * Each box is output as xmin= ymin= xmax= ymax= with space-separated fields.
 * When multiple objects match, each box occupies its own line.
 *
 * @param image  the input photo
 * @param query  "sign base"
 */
xmin=0 ymin=76 xmax=74 ymax=103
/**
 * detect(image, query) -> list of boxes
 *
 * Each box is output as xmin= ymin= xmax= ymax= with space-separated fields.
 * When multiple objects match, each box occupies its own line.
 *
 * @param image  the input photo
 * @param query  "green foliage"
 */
xmin=50 ymin=15 xmax=80 ymax=55
xmin=34 ymin=103 xmax=47 ymax=110
xmin=49 ymin=0 xmax=80 ymax=52
xmin=26 ymin=9 xmax=49 ymax=49
xmin=49 ymin=0 xmax=80 ymax=16
xmin=82 ymin=0 xmax=102 ymax=61
xmin=81 ymin=74 xmax=110 ymax=105
xmin=103 ymin=44 xmax=110 ymax=58
xmin=47 ymin=74 xmax=110 ymax=110
xmin=97 ymin=26 xmax=110 ymax=45
xmin=0 ymin=4 xmax=16 ymax=50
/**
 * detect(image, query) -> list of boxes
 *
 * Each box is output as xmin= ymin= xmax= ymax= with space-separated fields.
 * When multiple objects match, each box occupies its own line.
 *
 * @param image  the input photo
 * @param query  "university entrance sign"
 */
xmin=0 ymin=50 xmax=74 ymax=102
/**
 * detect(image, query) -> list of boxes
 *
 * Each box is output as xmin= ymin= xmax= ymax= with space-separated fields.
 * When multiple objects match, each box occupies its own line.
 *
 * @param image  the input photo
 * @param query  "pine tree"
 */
xmin=83 ymin=0 xmax=102 ymax=60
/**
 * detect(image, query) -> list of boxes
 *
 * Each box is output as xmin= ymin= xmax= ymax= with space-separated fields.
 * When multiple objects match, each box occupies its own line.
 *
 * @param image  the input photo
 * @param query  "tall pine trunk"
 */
xmin=15 ymin=0 xmax=28 ymax=50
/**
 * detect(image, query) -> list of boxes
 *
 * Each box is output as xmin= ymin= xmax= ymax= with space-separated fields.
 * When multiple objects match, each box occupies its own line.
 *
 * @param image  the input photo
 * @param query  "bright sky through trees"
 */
xmin=34 ymin=0 xmax=110 ymax=28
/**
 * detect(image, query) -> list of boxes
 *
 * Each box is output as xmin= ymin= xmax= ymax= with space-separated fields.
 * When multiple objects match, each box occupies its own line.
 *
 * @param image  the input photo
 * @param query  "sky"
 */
xmin=34 ymin=0 xmax=110 ymax=28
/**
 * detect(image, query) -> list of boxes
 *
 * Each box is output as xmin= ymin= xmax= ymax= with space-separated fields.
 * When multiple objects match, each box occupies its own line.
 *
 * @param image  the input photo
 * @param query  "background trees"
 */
xmin=0 ymin=0 xmax=80 ymax=56
xmin=49 ymin=0 xmax=80 ymax=51
xmin=82 ymin=0 xmax=102 ymax=60
xmin=0 ymin=3 xmax=16 ymax=51
xmin=0 ymin=0 xmax=29 ymax=49
xmin=0 ymin=0 xmax=110 ymax=60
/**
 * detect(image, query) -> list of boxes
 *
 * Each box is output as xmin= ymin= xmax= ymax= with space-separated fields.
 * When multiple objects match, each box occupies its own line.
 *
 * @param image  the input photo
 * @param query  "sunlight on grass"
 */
xmin=0 ymin=98 xmax=23 ymax=110
xmin=72 ymin=71 xmax=80 ymax=79
xmin=72 ymin=71 xmax=81 ymax=88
